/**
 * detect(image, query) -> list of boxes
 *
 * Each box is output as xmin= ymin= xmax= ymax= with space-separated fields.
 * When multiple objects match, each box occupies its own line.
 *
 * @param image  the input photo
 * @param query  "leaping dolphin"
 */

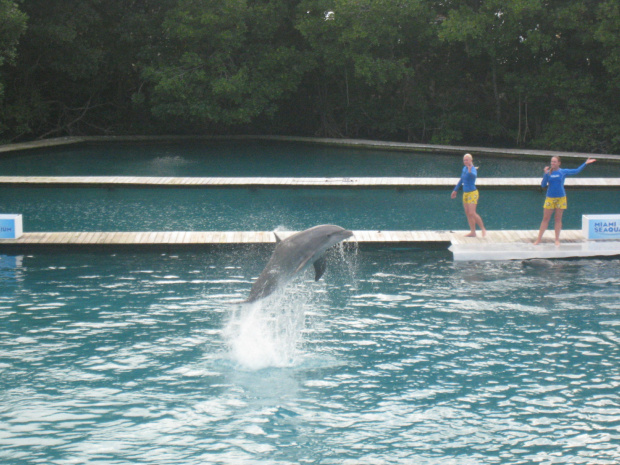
xmin=245 ymin=225 xmax=354 ymax=303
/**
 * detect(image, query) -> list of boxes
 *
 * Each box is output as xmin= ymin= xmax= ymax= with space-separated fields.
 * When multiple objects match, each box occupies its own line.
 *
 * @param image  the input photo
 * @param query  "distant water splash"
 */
xmin=149 ymin=155 xmax=194 ymax=176
xmin=151 ymin=155 xmax=190 ymax=166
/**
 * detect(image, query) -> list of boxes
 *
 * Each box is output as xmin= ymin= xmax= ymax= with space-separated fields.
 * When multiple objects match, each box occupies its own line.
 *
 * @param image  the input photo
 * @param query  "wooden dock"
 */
xmin=3 ymin=229 xmax=618 ymax=260
xmin=1 ymin=176 xmax=619 ymax=189
xmin=0 ymin=230 xmax=449 ymax=247
xmin=0 ymin=229 xmax=587 ymax=247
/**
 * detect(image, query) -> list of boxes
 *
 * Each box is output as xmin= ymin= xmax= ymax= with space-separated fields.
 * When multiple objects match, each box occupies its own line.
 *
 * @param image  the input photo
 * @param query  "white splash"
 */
xmin=223 ymin=241 xmax=358 ymax=370
xmin=224 ymin=286 xmax=312 ymax=370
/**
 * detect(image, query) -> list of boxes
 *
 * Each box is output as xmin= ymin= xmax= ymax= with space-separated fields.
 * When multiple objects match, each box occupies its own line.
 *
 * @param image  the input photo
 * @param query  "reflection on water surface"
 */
xmin=1 ymin=250 xmax=618 ymax=464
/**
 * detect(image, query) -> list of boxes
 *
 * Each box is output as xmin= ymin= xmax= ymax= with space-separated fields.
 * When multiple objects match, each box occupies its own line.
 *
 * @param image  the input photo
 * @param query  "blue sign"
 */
xmin=0 ymin=214 xmax=23 ymax=239
xmin=0 ymin=219 xmax=16 ymax=238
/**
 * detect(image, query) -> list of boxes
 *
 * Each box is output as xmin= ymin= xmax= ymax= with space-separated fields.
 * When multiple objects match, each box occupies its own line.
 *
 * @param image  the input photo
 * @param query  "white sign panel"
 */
xmin=582 ymin=214 xmax=620 ymax=240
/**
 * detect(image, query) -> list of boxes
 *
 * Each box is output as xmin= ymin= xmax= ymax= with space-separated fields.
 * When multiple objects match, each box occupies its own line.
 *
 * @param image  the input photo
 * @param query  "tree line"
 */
xmin=1 ymin=0 xmax=619 ymax=153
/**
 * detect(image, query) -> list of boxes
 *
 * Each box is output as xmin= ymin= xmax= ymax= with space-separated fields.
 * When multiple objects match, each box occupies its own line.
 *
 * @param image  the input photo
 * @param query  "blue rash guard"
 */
xmin=541 ymin=162 xmax=587 ymax=198
xmin=453 ymin=166 xmax=477 ymax=193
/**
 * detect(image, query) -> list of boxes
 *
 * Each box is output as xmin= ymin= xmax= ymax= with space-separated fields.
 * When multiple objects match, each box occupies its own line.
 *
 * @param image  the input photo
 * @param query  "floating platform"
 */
xmin=450 ymin=241 xmax=620 ymax=261
xmin=0 ymin=176 xmax=619 ymax=189
xmin=1 ymin=229 xmax=619 ymax=261
xmin=450 ymin=229 xmax=620 ymax=260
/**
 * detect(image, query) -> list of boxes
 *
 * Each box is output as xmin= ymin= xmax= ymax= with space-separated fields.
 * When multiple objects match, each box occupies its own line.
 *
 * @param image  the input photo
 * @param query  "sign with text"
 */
xmin=582 ymin=214 xmax=620 ymax=240
xmin=0 ymin=214 xmax=23 ymax=239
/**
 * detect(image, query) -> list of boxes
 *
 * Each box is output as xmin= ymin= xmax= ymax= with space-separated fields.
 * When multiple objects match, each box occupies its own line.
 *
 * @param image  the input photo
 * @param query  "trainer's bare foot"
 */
xmin=555 ymin=240 xmax=561 ymax=246
xmin=481 ymin=228 xmax=487 ymax=237
xmin=533 ymin=239 xmax=541 ymax=245
xmin=464 ymin=232 xmax=477 ymax=237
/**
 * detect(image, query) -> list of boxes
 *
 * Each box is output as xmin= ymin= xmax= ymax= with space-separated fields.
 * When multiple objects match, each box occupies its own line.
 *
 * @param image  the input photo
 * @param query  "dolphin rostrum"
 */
xmin=245 ymin=225 xmax=354 ymax=303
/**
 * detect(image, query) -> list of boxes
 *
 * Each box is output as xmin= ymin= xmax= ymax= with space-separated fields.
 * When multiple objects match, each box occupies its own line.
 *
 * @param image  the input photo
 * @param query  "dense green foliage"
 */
xmin=0 ymin=0 xmax=618 ymax=152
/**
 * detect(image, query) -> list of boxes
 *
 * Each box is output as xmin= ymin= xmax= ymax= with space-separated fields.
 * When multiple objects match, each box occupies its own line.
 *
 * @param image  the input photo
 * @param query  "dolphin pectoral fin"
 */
xmin=313 ymin=257 xmax=327 ymax=281
xmin=294 ymin=251 xmax=316 ymax=274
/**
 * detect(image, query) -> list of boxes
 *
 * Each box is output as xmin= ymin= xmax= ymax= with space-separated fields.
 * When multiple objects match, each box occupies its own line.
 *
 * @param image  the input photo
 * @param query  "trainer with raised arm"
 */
xmin=534 ymin=156 xmax=596 ymax=246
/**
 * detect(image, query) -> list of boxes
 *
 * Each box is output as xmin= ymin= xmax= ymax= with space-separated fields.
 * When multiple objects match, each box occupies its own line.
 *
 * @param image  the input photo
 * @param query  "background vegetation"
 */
xmin=1 ymin=0 xmax=619 ymax=152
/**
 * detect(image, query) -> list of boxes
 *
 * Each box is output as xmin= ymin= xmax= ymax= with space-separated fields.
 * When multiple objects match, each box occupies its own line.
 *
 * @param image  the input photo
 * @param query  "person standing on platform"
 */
xmin=451 ymin=153 xmax=486 ymax=237
xmin=534 ymin=156 xmax=596 ymax=246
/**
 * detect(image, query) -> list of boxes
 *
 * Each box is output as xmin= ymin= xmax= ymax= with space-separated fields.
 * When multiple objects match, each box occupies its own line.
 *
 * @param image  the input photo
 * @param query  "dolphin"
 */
xmin=521 ymin=258 xmax=556 ymax=269
xmin=245 ymin=225 xmax=354 ymax=303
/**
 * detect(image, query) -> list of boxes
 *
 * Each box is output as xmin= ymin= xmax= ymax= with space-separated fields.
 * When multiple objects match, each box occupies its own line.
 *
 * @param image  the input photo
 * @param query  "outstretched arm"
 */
xmin=563 ymin=158 xmax=595 ymax=176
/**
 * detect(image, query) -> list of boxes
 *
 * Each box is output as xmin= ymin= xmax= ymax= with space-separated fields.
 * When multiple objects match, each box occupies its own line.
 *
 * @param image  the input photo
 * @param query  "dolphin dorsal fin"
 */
xmin=313 ymin=257 xmax=327 ymax=281
xmin=274 ymin=232 xmax=282 ymax=243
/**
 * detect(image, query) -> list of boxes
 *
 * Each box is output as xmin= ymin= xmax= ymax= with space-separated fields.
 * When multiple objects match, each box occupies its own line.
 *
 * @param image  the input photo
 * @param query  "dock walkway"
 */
xmin=3 ymin=230 xmax=618 ymax=260
xmin=0 ymin=229 xmax=586 ymax=247
xmin=1 ymin=176 xmax=619 ymax=189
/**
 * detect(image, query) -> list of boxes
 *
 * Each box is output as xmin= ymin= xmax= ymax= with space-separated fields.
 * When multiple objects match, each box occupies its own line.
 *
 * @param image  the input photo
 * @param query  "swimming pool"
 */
xmin=1 ymin=186 xmax=616 ymax=233
xmin=2 ymin=139 xmax=619 ymax=463
xmin=1 ymin=249 xmax=618 ymax=464
xmin=1 ymin=140 xmax=619 ymax=177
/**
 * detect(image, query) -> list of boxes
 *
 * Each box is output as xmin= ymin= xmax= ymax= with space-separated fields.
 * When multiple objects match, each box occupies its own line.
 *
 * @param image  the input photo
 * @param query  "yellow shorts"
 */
xmin=544 ymin=196 xmax=567 ymax=209
xmin=463 ymin=190 xmax=479 ymax=205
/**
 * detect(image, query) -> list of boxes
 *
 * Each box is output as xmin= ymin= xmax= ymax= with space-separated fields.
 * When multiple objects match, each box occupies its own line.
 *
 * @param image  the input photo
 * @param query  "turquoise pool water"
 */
xmin=1 ymin=140 xmax=619 ymax=463
xmin=1 ymin=249 xmax=619 ymax=464
xmin=1 ymin=186 xmax=616 ymax=232
xmin=1 ymin=140 xmax=619 ymax=177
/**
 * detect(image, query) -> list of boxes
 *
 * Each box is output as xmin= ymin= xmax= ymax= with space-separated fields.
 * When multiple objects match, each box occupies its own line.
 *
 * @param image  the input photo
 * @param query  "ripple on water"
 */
xmin=0 ymin=251 xmax=619 ymax=464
